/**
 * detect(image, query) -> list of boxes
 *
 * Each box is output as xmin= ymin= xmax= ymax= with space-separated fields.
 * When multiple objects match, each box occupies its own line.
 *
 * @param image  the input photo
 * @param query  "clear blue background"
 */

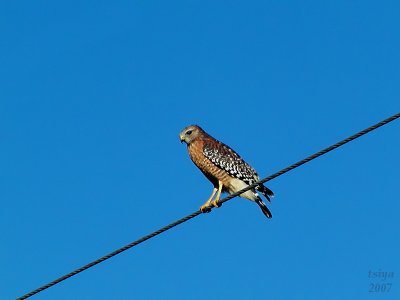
xmin=1 ymin=1 xmax=399 ymax=299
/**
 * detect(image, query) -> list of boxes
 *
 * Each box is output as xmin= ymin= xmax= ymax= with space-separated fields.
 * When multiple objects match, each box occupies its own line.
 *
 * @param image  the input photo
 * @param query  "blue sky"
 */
xmin=1 ymin=1 xmax=399 ymax=299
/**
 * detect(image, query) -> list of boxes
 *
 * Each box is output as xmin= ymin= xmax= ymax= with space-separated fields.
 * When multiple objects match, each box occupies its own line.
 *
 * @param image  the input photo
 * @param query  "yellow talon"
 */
xmin=200 ymin=204 xmax=211 ymax=213
xmin=211 ymin=199 xmax=221 ymax=208
xmin=199 ymin=181 xmax=223 ymax=213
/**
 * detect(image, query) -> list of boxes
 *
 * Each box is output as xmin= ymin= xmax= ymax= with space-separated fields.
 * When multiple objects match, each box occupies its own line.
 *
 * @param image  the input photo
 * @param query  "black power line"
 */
xmin=17 ymin=113 xmax=400 ymax=300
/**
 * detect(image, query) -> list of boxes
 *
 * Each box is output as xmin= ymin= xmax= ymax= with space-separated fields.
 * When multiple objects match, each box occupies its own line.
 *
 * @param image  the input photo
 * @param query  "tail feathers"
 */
xmin=256 ymin=198 xmax=272 ymax=219
xmin=257 ymin=184 xmax=274 ymax=202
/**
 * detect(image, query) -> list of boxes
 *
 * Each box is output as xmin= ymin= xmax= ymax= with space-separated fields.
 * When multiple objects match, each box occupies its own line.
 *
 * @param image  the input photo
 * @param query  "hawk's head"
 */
xmin=179 ymin=125 xmax=203 ymax=144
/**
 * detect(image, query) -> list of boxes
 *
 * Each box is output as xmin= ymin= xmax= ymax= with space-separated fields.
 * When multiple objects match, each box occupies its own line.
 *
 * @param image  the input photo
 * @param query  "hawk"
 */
xmin=179 ymin=125 xmax=274 ymax=218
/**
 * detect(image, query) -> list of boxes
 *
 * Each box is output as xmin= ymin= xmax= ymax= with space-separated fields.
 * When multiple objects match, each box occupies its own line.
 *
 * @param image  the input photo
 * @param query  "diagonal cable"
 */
xmin=219 ymin=112 xmax=400 ymax=205
xmin=17 ymin=112 xmax=400 ymax=300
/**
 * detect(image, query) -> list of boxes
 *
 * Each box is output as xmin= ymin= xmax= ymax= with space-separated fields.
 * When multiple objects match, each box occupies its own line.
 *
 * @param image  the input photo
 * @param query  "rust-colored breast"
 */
xmin=188 ymin=137 xmax=233 ymax=188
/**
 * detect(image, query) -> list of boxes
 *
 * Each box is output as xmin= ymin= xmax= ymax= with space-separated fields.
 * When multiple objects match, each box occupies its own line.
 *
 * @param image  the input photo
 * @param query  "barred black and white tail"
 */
xmin=256 ymin=184 xmax=274 ymax=202
xmin=255 ymin=184 xmax=273 ymax=218
xmin=255 ymin=198 xmax=272 ymax=219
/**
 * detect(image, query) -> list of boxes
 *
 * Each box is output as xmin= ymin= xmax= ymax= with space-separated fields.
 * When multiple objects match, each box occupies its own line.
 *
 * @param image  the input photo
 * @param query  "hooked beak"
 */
xmin=179 ymin=134 xmax=185 ymax=143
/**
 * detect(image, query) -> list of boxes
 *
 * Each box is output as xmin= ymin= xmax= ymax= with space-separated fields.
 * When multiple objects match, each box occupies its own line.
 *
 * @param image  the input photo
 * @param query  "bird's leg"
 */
xmin=211 ymin=181 xmax=223 ymax=208
xmin=200 ymin=187 xmax=217 ymax=213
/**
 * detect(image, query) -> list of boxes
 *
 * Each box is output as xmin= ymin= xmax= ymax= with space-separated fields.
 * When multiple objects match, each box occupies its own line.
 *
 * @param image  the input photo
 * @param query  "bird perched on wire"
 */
xmin=179 ymin=125 xmax=274 ymax=218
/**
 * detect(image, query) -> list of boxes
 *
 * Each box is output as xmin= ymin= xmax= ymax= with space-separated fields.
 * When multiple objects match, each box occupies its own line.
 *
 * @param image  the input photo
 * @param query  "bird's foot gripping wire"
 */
xmin=211 ymin=199 xmax=221 ymax=208
xmin=200 ymin=203 xmax=212 ymax=213
xmin=200 ymin=181 xmax=223 ymax=213
xmin=199 ymin=199 xmax=222 ymax=213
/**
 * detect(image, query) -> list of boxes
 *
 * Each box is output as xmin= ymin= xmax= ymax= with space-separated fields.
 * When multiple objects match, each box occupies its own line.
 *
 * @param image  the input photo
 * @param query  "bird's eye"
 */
xmin=186 ymin=130 xmax=192 ymax=135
